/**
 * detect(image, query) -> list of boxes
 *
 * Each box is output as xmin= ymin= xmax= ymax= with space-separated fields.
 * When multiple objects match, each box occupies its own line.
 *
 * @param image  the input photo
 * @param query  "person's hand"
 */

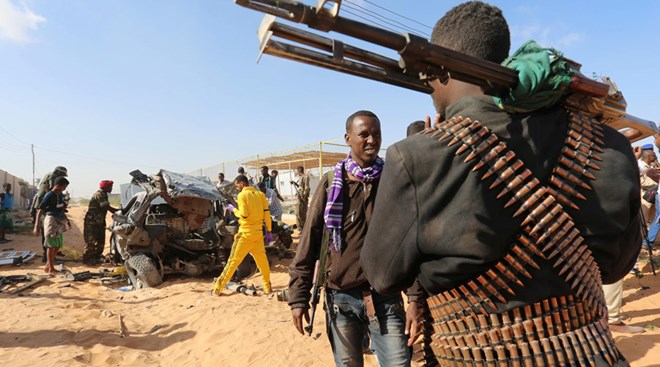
xmin=633 ymin=146 xmax=643 ymax=159
xmin=226 ymin=204 xmax=235 ymax=212
xmin=433 ymin=113 xmax=443 ymax=128
xmin=405 ymin=300 xmax=424 ymax=346
xmin=265 ymin=232 xmax=273 ymax=244
xmin=291 ymin=307 xmax=310 ymax=335
xmin=32 ymin=227 xmax=39 ymax=236
xmin=647 ymin=168 xmax=660 ymax=183
xmin=66 ymin=221 xmax=72 ymax=230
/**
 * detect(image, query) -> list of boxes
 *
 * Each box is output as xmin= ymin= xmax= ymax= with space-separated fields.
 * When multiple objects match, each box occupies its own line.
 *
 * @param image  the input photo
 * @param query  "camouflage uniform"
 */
xmin=83 ymin=190 xmax=111 ymax=263
xmin=294 ymin=173 xmax=310 ymax=230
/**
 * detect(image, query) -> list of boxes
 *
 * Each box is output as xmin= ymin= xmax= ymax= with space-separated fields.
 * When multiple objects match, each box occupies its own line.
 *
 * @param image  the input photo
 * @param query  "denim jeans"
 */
xmin=325 ymin=288 xmax=410 ymax=367
xmin=646 ymin=193 xmax=660 ymax=249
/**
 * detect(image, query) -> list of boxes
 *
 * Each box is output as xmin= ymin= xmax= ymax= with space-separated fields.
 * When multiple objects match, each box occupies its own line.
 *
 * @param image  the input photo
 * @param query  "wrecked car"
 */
xmin=110 ymin=169 xmax=293 ymax=289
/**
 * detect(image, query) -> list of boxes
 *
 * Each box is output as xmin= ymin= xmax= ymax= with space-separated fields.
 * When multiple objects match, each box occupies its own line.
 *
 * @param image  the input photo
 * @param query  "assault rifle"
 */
xmin=235 ymin=0 xmax=657 ymax=141
xmin=290 ymin=180 xmax=304 ymax=202
xmin=305 ymin=226 xmax=330 ymax=337
xmin=305 ymin=259 xmax=322 ymax=336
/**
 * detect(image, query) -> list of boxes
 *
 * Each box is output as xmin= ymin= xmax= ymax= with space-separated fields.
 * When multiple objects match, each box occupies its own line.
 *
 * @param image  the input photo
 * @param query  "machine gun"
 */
xmin=235 ymin=0 xmax=656 ymax=141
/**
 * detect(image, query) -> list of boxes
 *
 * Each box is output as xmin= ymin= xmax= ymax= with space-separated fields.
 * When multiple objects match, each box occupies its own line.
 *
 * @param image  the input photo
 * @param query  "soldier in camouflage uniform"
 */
xmin=83 ymin=180 xmax=118 ymax=265
xmin=292 ymin=166 xmax=310 ymax=231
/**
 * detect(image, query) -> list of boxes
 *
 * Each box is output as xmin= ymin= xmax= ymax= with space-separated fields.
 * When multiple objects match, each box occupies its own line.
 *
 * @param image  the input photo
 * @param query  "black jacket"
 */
xmin=362 ymin=96 xmax=641 ymax=305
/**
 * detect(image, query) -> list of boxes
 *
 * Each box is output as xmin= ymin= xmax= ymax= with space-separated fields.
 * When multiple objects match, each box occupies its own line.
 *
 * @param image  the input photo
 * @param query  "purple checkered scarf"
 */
xmin=324 ymin=154 xmax=384 ymax=252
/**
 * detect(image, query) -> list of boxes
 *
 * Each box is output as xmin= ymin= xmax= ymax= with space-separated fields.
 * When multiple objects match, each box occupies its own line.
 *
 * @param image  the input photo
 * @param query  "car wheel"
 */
xmin=126 ymin=254 xmax=163 ymax=289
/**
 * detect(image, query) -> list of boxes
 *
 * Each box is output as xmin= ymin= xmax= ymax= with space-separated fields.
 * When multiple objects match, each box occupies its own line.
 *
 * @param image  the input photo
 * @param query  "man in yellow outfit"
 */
xmin=213 ymin=175 xmax=273 ymax=295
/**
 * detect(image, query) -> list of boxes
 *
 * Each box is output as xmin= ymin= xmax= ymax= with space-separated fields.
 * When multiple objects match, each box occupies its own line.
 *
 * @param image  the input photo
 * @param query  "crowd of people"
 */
xmin=1 ymin=1 xmax=655 ymax=366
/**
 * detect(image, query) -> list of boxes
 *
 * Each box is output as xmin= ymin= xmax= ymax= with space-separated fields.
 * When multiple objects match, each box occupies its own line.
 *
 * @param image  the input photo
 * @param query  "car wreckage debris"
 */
xmin=4 ymin=273 xmax=50 ymax=295
xmin=226 ymin=282 xmax=257 ymax=296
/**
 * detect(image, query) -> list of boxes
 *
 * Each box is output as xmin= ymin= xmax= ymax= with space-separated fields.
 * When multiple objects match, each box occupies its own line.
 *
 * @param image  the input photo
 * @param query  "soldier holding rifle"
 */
xmin=288 ymin=111 xmax=423 ymax=367
xmin=362 ymin=2 xmax=641 ymax=366
xmin=291 ymin=166 xmax=310 ymax=231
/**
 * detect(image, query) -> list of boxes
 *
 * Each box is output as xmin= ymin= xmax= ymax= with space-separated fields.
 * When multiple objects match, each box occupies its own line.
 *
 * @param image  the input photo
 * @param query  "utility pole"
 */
xmin=31 ymin=144 xmax=35 ymax=186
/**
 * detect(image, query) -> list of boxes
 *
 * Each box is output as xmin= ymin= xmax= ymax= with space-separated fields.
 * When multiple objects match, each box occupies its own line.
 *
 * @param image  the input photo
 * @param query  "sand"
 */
xmin=0 ymin=206 xmax=658 ymax=367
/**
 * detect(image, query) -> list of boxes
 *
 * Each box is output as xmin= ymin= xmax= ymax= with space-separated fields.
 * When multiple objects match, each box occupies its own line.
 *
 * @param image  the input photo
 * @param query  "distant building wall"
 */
xmin=0 ymin=169 xmax=34 ymax=209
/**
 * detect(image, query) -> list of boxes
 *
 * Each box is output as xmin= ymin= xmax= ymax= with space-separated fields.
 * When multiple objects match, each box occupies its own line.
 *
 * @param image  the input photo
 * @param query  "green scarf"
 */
xmin=493 ymin=40 xmax=574 ymax=113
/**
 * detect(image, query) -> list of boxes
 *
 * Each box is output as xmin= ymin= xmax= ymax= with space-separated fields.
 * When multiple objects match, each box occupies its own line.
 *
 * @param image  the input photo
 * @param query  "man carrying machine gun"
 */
xmin=362 ymin=2 xmax=641 ymax=366
xmin=235 ymin=0 xmax=650 ymax=365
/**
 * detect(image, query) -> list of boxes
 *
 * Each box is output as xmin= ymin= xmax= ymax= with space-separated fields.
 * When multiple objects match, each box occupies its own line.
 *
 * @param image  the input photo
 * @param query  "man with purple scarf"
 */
xmin=288 ymin=110 xmax=420 ymax=366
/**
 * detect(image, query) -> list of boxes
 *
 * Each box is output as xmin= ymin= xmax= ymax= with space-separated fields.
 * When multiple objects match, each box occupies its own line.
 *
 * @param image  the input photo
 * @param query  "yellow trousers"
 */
xmin=213 ymin=231 xmax=271 ymax=294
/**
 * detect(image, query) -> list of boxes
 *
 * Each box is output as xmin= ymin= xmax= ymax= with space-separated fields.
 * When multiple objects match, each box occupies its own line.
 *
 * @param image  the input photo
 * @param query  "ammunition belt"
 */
xmin=415 ymin=112 xmax=618 ymax=366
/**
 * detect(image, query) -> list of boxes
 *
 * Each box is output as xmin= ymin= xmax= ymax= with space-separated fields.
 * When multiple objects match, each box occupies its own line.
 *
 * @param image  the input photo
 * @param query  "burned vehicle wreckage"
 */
xmin=110 ymin=169 xmax=293 ymax=289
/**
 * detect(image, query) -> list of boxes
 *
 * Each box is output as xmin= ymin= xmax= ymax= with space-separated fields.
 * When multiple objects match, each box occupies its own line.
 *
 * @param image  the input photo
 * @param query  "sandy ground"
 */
xmin=0 ymin=206 xmax=658 ymax=367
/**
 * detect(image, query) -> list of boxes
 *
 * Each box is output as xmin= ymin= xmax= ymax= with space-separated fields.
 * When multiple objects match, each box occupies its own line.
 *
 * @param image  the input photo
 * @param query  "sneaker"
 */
xmin=609 ymin=322 xmax=645 ymax=334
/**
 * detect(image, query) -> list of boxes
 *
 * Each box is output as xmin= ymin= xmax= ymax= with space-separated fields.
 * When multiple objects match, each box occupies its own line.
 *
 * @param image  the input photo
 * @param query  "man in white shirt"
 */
xmin=215 ymin=172 xmax=231 ymax=189
xmin=637 ymin=144 xmax=659 ymax=224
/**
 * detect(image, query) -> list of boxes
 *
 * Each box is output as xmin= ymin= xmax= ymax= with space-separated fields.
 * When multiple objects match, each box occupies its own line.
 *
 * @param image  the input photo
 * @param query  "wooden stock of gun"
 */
xmin=235 ymin=0 xmax=656 ymax=141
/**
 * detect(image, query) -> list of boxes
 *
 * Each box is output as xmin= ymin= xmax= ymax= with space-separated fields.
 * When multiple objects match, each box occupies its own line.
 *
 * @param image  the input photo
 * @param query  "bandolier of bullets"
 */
xmin=413 ymin=112 xmax=619 ymax=367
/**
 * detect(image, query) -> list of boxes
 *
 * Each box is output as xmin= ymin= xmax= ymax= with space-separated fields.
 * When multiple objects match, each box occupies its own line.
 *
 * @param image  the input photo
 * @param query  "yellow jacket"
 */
xmin=233 ymin=186 xmax=272 ymax=233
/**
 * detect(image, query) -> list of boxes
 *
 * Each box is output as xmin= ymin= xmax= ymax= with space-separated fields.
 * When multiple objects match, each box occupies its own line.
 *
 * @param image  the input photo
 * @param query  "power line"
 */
xmin=343 ymin=0 xmax=431 ymax=38
xmin=0 ymin=126 xmax=31 ymax=146
xmin=0 ymin=140 xmax=29 ymax=154
xmin=33 ymin=145 xmax=161 ymax=170
xmin=358 ymin=0 xmax=434 ymax=31
xmin=340 ymin=8 xmax=401 ymax=35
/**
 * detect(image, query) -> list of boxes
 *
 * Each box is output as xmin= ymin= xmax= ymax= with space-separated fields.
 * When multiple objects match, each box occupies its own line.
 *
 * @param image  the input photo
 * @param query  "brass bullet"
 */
xmin=482 ymin=151 xmax=516 ymax=180
xmin=504 ymin=254 xmax=532 ymax=279
xmin=465 ymin=135 xmax=499 ymax=163
xmin=549 ymin=175 xmax=587 ymax=201
xmin=498 ymin=170 xmax=532 ymax=199
xmin=490 ymin=161 xmax=524 ymax=189
xmin=514 ymin=187 xmax=548 ymax=218
xmin=473 ymin=144 xmax=507 ymax=171
xmin=456 ymin=128 xmax=490 ymax=155
xmin=517 ymin=234 xmax=545 ymax=258
xmin=512 ymin=245 xmax=540 ymax=270
xmin=495 ymin=262 xmax=525 ymax=287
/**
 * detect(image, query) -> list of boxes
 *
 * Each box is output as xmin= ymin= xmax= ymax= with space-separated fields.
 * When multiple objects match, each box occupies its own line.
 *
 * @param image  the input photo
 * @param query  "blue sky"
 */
xmin=1 ymin=0 xmax=659 ymax=197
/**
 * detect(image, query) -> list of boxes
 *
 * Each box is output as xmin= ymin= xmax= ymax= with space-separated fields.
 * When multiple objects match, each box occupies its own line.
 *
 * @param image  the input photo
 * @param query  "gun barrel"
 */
xmin=237 ymin=0 xmax=406 ymax=50
xmin=238 ymin=0 xmax=518 ymax=95
xmin=305 ymin=307 xmax=317 ymax=336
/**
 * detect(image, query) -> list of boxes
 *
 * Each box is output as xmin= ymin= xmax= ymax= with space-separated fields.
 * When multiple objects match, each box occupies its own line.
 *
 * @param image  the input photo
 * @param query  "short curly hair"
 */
xmin=345 ymin=110 xmax=379 ymax=133
xmin=431 ymin=1 xmax=510 ymax=64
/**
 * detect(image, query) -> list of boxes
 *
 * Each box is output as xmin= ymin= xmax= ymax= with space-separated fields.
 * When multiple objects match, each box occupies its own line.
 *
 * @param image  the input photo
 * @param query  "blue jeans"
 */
xmin=646 ymin=194 xmax=660 ymax=249
xmin=325 ymin=288 xmax=410 ymax=367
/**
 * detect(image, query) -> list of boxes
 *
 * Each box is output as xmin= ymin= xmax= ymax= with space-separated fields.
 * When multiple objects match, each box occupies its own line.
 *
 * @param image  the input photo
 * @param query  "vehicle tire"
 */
xmin=126 ymin=254 xmax=162 ymax=289
xmin=231 ymin=256 xmax=257 ymax=282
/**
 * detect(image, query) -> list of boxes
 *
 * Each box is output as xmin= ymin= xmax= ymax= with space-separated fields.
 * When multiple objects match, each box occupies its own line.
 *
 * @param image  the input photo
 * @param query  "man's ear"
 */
xmin=344 ymin=132 xmax=350 ymax=146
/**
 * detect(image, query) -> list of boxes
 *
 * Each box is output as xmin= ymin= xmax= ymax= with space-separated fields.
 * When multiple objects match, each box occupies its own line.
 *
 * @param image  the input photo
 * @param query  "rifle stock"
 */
xmin=236 ymin=0 xmax=657 ymax=141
